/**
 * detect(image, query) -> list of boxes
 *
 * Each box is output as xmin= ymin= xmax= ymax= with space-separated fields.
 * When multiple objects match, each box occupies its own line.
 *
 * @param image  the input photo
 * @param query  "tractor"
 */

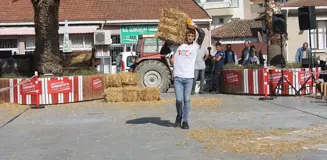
xmin=128 ymin=34 xmax=173 ymax=93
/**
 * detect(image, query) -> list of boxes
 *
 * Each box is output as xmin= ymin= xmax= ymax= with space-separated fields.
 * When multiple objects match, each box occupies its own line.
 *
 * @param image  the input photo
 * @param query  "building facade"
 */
xmin=0 ymin=0 xmax=211 ymax=73
xmin=282 ymin=0 xmax=327 ymax=62
xmin=249 ymin=0 xmax=327 ymax=62
xmin=195 ymin=0 xmax=252 ymax=29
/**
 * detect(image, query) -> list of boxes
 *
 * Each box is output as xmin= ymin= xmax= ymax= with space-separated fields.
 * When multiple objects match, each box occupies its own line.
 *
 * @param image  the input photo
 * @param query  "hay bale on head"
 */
xmin=155 ymin=8 xmax=191 ymax=44
xmin=122 ymin=87 xmax=140 ymax=102
xmin=105 ymin=74 xmax=122 ymax=87
xmin=140 ymin=87 xmax=161 ymax=101
xmin=104 ymin=87 xmax=123 ymax=102
xmin=121 ymin=72 xmax=140 ymax=86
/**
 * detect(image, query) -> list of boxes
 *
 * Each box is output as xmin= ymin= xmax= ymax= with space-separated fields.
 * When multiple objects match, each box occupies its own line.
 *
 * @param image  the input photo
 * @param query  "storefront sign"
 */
xmin=92 ymin=77 xmax=104 ymax=91
xmin=20 ymin=80 xmax=41 ymax=95
xmin=120 ymin=25 xmax=157 ymax=44
xmin=47 ymin=79 xmax=72 ymax=94
xmin=298 ymin=72 xmax=312 ymax=85
xmin=224 ymin=71 xmax=241 ymax=85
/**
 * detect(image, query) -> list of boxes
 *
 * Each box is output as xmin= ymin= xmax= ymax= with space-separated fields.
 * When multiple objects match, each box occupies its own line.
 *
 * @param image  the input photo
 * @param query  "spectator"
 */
xmin=192 ymin=47 xmax=209 ymax=95
xmin=295 ymin=42 xmax=312 ymax=63
xmin=211 ymin=42 xmax=224 ymax=94
xmin=241 ymin=41 xmax=251 ymax=64
xmin=224 ymin=44 xmax=237 ymax=65
xmin=245 ymin=45 xmax=260 ymax=65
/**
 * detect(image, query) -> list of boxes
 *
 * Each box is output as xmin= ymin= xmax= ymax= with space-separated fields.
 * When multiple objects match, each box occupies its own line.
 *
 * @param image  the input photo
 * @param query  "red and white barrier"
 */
xmin=224 ymin=67 xmax=321 ymax=95
xmin=9 ymin=76 xmax=84 ymax=105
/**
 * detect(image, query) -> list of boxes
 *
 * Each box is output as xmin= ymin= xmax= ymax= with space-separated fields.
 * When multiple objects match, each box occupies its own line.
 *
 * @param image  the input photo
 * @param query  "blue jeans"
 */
xmin=174 ymin=76 xmax=193 ymax=122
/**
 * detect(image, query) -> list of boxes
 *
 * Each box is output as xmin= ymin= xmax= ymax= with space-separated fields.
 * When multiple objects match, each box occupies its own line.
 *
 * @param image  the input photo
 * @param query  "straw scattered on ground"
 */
xmin=186 ymin=126 xmax=327 ymax=158
xmin=0 ymin=103 xmax=28 ymax=123
xmin=191 ymin=97 xmax=223 ymax=111
xmin=103 ymin=97 xmax=223 ymax=110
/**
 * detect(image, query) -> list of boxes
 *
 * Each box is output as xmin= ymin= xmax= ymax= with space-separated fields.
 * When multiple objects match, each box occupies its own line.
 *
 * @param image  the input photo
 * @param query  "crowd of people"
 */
xmin=190 ymin=41 xmax=266 ymax=95
xmin=159 ymin=23 xmax=268 ymax=129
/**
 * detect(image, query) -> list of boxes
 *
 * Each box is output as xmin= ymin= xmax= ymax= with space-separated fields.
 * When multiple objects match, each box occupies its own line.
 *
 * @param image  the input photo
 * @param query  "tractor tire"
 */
xmin=135 ymin=60 xmax=171 ymax=93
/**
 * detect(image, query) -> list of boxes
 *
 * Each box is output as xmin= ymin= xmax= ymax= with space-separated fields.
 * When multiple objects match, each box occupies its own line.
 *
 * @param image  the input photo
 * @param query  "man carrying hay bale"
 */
xmin=160 ymin=21 xmax=205 ymax=129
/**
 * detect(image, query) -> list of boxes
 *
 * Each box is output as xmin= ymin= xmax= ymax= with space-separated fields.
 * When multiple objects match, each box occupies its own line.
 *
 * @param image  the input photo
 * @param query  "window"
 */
xmin=219 ymin=18 xmax=224 ymax=24
xmin=126 ymin=56 xmax=135 ymax=67
xmin=25 ymin=35 xmax=92 ymax=53
xmin=230 ymin=0 xmax=239 ymax=7
xmin=0 ymin=39 xmax=18 ymax=49
xmin=310 ymin=21 xmax=327 ymax=50
xmin=71 ymin=35 xmax=93 ymax=50
xmin=25 ymin=37 xmax=35 ymax=51
xmin=143 ymin=38 xmax=164 ymax=53
xmin=111 ymin=35 xmax=121 ymax=44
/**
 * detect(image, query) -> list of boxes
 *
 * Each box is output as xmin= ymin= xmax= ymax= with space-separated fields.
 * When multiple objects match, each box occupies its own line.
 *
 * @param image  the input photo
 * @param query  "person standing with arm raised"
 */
xmin=160 ymin=21 xmax=205 ymax=129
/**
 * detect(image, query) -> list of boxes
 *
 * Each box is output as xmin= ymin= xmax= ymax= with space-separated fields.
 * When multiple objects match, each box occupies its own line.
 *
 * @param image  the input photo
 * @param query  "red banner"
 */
xmin=268 ymin=71 xmax=292 ymax=85
xmin=268 ymin=70 xmax=294 ymax=94
xmin=91 ymin=77 xmax=104 ymax=91
xmin=20 ymin=80 xmax=42 ymax=95
xmin=298 ymin=71 xmax=313 ymax=85
xmin=224 ymin=71 xmax=241 ymax=85
xmin=47 ymin=79 xmax=72 ymax=94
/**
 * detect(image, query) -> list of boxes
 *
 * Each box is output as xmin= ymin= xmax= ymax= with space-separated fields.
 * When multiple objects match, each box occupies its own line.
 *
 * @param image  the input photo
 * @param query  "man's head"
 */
xmin=302 ymin=42 xmax=308 ymax=51
xmin=216 ymin=42 xmax=222 ymax=51
xmin=226 ymin=44 xmax=232 ymax=50
xmin=185 ymin=28 xmax=196 ymax=44
xmin=245 ymin=41 xmax=250 ymax=47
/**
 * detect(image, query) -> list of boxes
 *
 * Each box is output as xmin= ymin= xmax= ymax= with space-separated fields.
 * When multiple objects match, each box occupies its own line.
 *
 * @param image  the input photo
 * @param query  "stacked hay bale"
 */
xmin=104 ymin=72 xmax=160 ymax=103
xmin=155 ymin=8 xmax=192 ymax=44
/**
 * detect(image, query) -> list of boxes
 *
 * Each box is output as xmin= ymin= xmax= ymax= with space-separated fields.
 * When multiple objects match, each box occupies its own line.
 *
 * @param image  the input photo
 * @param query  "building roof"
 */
xmin=283 ymin=0 xmax=327 ymax=7
xmin=0 ymin=0 xmax=210 ymax=23
xmin=212 ymin=20 xmax=262 ymax=39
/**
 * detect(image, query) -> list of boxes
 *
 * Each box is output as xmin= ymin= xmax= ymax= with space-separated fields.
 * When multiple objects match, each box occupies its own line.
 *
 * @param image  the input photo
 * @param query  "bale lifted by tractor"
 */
xmin=129 ymin=34 xmax=173 ymax=93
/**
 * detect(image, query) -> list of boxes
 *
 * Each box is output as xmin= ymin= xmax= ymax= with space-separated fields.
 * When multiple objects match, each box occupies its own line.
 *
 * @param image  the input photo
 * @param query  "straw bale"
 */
xmin=155 ymin=8 xmax=190 ymax=44
xmin=140 ymin=87 xmax=161 ymax=101
xmin=70 ymin=53 xmax=92 ymax=66
xmin=121 ymin=72 xmax=140 ymax=86
xmin=104 ymin=87 xmax=123 ymax=102
xmin=122 ymin=86 xmax=141 ymax=102
xmin=105 ymin=74 xmax=122 ymax=87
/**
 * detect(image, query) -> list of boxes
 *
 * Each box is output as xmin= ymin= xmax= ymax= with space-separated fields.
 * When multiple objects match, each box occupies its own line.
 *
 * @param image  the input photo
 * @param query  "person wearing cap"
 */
xmin=160 ymin=21 xmax=205 ymax=129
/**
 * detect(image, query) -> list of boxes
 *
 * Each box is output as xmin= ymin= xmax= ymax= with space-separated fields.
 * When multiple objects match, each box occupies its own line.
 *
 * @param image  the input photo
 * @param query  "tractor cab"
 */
xmin=135 ymin=35 xmax=164 ymax=58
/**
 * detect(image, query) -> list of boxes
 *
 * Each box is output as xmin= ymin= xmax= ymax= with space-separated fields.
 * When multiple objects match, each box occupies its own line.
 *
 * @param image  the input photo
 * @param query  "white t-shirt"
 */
xmin=195 ymin=48 xmax=208 ymax=70
xmin=170 ymin=42 xmax=200 ymax=78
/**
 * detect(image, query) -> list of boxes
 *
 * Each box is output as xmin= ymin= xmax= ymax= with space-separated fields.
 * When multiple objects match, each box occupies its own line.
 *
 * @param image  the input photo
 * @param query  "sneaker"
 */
xmin=181 ymin=121 xmax=190 ymax=129
xmin=174 ymin=116 xmax=182 ymax=128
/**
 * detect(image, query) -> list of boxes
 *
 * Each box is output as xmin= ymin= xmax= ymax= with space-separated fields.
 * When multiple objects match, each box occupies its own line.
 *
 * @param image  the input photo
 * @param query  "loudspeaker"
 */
xmin=298 ymin=6 xmax=317 ymax=30
xmin=272 ymin=13 xmax=287 ymax=34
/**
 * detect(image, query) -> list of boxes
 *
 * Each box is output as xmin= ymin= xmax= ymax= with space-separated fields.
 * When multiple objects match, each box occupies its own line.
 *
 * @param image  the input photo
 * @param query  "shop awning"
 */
xmin=0 ymin=26 xmax=99 ymax=36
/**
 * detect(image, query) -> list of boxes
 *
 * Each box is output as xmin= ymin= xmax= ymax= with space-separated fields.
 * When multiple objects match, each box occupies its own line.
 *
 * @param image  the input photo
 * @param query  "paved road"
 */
xmin=0 ymin=94 xmax=327 ymax=160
